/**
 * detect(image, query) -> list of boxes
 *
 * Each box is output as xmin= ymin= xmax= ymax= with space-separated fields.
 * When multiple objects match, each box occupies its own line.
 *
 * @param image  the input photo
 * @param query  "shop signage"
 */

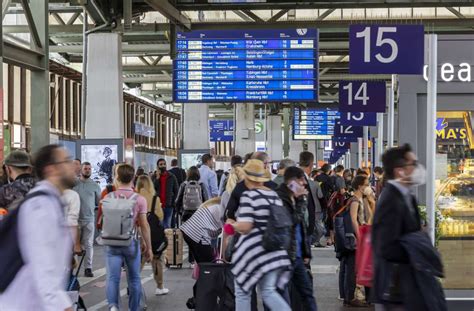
xmin=423 ymin=63 xmax=471 ymax=83
xmin=349 ymin=24 xmax=424 ymax=74
xmin=436 ymin=118 xmax=468 ymax=140
xmin=339 ymin=111 xmax=377 ymax=126
xmin=133 ymin=122 xmax=155 ymax=138
xmin=339 ymin=81 xmax=386 ymax=112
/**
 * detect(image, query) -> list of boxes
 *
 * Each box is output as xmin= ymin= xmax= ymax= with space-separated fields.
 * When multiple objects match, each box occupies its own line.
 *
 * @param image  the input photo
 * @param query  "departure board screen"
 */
xmin=173 ymin=29 xmax=319 ymax=103
xmin=293 ymin=107 xmax=340 ymax=140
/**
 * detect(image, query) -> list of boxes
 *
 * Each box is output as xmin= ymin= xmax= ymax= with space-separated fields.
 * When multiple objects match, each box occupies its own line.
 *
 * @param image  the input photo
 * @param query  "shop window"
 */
xmin=12 ymin=124 xmax=25 ymax=149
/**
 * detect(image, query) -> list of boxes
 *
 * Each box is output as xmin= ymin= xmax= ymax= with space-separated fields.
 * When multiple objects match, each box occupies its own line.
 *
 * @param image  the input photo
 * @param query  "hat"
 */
xmin=243 ymin=159 xmax=270 ymax=183
xmin=4 ymin=150 xmax=32 ymax=168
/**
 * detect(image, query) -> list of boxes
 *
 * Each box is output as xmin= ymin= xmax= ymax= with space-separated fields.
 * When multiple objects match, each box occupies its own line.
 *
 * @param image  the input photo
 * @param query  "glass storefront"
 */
xmin=435 ymin=110 xmax=474 ymax=289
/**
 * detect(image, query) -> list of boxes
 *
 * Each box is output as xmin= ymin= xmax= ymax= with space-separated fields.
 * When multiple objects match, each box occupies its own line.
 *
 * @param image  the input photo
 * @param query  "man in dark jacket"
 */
xmin=0 ymin=150 xmax=35 ymax=209
xmin=372 ymin=144 xmax=431 ymax=311
xmin=169 ymin=159 xmax=186 ymax=187
xmin=154 ymin=158 xmax=179 ymax=228
xmin=315 ymin=163 xmax=335 ymax=201
xmin=276 ymin=167 xmax=316 ymax=311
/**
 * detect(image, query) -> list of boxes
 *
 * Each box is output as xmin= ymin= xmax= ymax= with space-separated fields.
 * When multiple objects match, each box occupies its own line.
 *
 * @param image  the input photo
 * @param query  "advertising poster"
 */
xmin=81 ymin=144 xmax=118 ymax=189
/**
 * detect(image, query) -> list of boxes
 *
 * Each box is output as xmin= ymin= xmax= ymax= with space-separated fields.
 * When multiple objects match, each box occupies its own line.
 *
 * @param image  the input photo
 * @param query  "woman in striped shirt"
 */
xmin=227 ymin=159 xmax=292 ymax=311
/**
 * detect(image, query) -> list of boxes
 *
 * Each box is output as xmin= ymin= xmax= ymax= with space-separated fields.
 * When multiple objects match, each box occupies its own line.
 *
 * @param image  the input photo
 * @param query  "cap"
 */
xmin=4 ymin=150 xmax=32 ymax=168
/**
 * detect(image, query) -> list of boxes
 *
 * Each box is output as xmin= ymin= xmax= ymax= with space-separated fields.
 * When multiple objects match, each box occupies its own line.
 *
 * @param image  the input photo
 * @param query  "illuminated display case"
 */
xmin=435 ymin=111 xmax=474 ymax=289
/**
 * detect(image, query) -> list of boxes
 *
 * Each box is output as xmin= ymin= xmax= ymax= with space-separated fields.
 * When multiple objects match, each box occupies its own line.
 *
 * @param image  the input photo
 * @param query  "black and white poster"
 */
xmin=81 ymin=144 xmax=118 ymax=189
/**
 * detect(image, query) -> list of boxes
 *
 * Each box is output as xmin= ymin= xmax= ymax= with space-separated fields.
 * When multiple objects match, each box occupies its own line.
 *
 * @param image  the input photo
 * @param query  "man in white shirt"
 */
xmin=0 ymin=144 xmax=77 ymax=311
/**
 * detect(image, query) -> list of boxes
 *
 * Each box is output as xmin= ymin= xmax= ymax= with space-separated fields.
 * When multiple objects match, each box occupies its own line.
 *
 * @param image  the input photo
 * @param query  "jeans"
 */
xmin=291 ymin=258 xmax=317 ymax=311
xmin=80 ymin=222 xmax=95 ymax=269
xmin=163 ymin=207 xmax=173 ymax=229
xmin=106 ymin=239 xmax=142 ymax=311
xmin=339 ymin=252 xmax=356 ymax=303
xmin=182 ymin=211 xmax=197 ymax=263
xmin=235 ymin=269 xmax=291 ymax=311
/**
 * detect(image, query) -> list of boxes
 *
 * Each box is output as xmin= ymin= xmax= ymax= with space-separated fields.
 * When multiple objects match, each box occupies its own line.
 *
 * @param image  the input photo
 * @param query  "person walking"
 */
xmin=153 ymin=158 xmax=179 ymax=229
xmin=299 ymin=152 xmax=326 ymax=247
xmin=199 ymin=154 xmax=219 ymax=198
xmin=315 ymin=163 xmax=335 ymax=201
xmin=0 ymin=150 xmax=36 ymax=210
xmin=73 ymin=162 xmax=101 ymax=277
xmin=226 ymin=159 xmax=292 ymax=311
xmin=103 ymin=164 xmax=153 ymax=311
xmin=276 ymin=166 xmax=317 ymax=311
xmin=0 ymin=144 xmax=77 ymax=311
xmin=169 ymin=159 xmax=187 ymax=187
xmin=273 ymin=158 xmax=296 ymax=186
xmin=136 ymin=175 xmax=169 ymax=296
xmin=219 ymin=155 xmax=243 ymax=195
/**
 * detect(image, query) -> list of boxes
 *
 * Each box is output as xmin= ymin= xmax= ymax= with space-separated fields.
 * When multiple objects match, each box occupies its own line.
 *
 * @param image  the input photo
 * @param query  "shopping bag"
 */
xmin=356 ymin=224 xmax=373 ymax=287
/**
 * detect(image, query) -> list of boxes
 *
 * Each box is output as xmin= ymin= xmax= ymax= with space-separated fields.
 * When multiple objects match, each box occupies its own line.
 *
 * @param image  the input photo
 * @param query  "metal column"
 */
xmin=387 ymin=75 xmax=395 ymax=149
xmin=283 ymin=107 xmax=290 ymax=158
xmin=363 ymin=126 xmax=369 ymax=168
xmin=30 ymin=0 xmax=49 ymax=151
xmin=357 ymin=137 xmax=363 ymax=168
xmin=376 ymin=113 xmax=384 ymax=166
xmin=426 ymin=34 xmax=438 ymax=245
xmin=0 ymin=8 xmax=4 ymax=161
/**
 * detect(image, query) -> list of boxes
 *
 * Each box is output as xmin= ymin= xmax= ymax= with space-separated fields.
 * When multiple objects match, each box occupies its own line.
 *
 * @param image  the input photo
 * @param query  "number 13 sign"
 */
xmin=349 ymin=25 xmax=424 ymax=74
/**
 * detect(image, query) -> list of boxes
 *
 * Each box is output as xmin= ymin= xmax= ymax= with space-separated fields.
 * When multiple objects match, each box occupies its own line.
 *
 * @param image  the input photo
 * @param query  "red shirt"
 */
xmin=159 ymin=173 xmax=167 ymax=207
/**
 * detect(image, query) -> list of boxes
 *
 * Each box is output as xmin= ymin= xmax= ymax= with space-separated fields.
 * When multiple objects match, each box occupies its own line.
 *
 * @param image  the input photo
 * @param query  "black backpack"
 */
xmin=0 ymin=191 xmax=50 ymax=292
xmin=147 ymin=195 xmax=168 ymax=255
xmin=257 ymin=190 xmax=293 ymax=252
xmin=333 ymin=197 xmax=357 ymax=253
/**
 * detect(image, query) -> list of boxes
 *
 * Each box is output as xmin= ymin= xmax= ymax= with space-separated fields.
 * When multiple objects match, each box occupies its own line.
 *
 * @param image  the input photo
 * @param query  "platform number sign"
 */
xmin=339 ymin=81 xmax=386 ymax=112
xmin=340 ymin=112 xmax=377 ymax=126
xmin=334 ymin=121 xmax=363 ymax=142
xmin=349 ymin=25 xmax=424 ymax=74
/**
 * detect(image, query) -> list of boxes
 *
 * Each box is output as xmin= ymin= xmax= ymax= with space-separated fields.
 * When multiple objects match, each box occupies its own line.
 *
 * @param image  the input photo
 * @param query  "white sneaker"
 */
xmin=110 ymin=306 xmax=119 ymax=311
xmin=155 ymin=288 xmax=169 ymax=296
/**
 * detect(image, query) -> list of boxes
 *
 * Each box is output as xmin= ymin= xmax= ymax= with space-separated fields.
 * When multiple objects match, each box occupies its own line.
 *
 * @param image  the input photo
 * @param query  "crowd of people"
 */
xmin=0 ymin=144 xmax=446 ymax=311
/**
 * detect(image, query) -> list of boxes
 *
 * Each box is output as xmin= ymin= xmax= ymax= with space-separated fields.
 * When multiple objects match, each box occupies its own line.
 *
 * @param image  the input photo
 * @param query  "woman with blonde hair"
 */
xmin=136 ymin=175 xmax=169 ymax=296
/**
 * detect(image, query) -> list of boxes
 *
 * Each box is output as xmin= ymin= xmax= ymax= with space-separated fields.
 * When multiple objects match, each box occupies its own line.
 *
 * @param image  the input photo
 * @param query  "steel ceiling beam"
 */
xmin=2 ymin=40 xmax=46 ymax=71
xmin=175 ymin=1 xmax=474 ymax=10
xmin=446 ymin=7 xmax=466 ymax=19
xmin=267 ymin=9 xmax=290 ymax=22
xmin=49 ymin=43 xmax=170 ymax=54
xmin=145 ymin=0 xmax=191 ymax=29
xmin=20 ymin=0 xmax=43 ymax=49
xmin=3 ymin=23 xmax=170 ymax=34
xmin=123 ymin=64 xmax=173 ymax=73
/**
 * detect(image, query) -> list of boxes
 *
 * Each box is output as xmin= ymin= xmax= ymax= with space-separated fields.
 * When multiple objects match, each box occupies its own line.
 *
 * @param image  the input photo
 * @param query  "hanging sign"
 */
xmin=339 ymin=81 xmax=386 ymax=112
xmin=349 ymin=24 xmax=424 ymax=74
xmin=339 ymin=111 xmax=377 ymax=126
xmin=332 ymin=140 xmax=350 ymax=151
xmin=334 ymin=121 xmax=363 ymax=142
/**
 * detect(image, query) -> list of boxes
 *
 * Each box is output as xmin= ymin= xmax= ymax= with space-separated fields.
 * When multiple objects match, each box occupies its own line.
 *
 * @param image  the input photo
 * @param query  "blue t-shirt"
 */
xmin=295 ymin=223 xmax=303 ymax=258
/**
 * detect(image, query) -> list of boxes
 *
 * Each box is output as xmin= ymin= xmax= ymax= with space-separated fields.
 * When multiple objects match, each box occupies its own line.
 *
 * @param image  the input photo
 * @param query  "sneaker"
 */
xmin=84 ymin=268 xmax=94 ymax=277
xmin=155 ymin=288 xmax=169 ymax=296
xmin=110 ymin=306 xmax=119 ymax=311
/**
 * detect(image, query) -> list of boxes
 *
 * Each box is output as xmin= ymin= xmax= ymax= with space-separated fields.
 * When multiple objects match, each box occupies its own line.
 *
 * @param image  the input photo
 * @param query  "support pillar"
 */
xmin=182 ymin=104 xmax=209 ymax=149
xmin=363 ymin=126 xmax=369 ymax=168
xmin=282 ymin=108 xmax=290 ymax=158
xmin=387 ymin=75 xmax=395 ymax=149
xmin=267 ymin=115 xmax=283 ymax=161
xmin=30 ymin=0 xmax=49 ymax=151
xmin=426 ymin=34 xmax=438 ymax=245
xmin=316 ymin=141 xmax=324 ymax=164
xmin=234 ymin=103 xmax=255 ymax=156
xmin=375 ymin=113 xmax=384 ymax=167
xmin=85 ymin=33 xmax=123 ymax=139
xmin=357 ymin=137 xmax=363 ymax=168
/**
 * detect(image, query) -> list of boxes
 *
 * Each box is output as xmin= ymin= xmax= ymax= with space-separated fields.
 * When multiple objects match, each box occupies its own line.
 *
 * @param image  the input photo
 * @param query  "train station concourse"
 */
xmin=0 ymin=1 xmax=473 ymax=311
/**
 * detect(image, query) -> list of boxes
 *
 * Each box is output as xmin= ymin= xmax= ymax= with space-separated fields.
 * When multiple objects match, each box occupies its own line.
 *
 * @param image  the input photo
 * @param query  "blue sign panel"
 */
xmin=334 ymin=121 xmax=363 ymax=142
xmin=339 ymin=111 xmax=377 ymax=126
xmin=174 ymin=29 xmax=319 ymax=103
xmin=209 ymin=120 xmax=234 ymax=142
xmin=332 ymin=141 xmax=350 ymax=151
xmin=292 ymin=108 xmax=340 ymax=140
xmin=339 ymin=81 xmax=386 ymax=113
xmin=349 ymin=25 xmax=424 ymax=74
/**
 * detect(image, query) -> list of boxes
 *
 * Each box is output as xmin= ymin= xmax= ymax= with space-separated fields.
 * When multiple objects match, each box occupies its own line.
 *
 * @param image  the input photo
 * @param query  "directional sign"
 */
xmin=339 ymin=81 xmax=386 ymax=112
xmin=334 ymin=121 xmax=363 ymax=142
xmin=339 ymin=111 xmax=377 ymax=126
xmin=349 ymin=24 xmax=424 ymax=74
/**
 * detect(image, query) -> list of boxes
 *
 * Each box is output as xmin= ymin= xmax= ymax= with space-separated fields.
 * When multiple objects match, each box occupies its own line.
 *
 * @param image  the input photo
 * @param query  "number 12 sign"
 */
xmin=349 ymin=25 xmax=424 ymax=74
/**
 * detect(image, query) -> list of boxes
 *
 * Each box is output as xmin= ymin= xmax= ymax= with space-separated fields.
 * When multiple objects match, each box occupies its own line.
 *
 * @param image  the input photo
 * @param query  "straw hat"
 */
xmin=243 ymin=159 xmax=270 ymax=183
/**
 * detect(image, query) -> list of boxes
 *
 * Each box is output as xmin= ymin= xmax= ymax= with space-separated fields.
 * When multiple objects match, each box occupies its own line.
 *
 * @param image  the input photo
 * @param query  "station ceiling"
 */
xmin=2 ymin=0 xmax=474 ymax=116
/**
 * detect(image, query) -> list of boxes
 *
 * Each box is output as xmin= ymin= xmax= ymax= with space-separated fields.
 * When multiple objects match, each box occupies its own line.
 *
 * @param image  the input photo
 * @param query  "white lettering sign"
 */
xmin=423 ymin=63 xmax=472 ymax=82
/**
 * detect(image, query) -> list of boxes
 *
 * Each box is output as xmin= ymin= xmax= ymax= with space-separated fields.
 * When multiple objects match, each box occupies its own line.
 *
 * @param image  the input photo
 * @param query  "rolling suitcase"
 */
xmin=164 ymin=215 xmax=184 ymax=268
xmin=67 ymin=251 xmax=87 ymax=310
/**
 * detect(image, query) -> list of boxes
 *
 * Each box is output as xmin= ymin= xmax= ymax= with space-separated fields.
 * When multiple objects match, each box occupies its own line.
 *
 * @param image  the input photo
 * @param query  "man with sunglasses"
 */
xmin=0 ymin=145 xmax=77 ymax=311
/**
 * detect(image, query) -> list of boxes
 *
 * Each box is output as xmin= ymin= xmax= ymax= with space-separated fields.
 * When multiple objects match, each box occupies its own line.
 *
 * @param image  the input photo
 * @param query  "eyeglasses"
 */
xmin=402 ymin=160 xmax=418 ymax=168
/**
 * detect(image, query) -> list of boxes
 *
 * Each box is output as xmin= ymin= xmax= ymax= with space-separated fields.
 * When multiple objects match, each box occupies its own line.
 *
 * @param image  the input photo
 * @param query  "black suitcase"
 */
xmin=67 ymin=251 xmax=87 ymax=311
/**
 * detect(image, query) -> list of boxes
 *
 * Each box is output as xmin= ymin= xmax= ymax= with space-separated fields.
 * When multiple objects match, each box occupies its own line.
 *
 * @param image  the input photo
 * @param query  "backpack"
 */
xmin=183 ymin=181 xmax=203 ymax=211
xmin=257 ymin=190 xmax=293 ymax=252
xmin=100 ymin=192 xmax=138 ymax=247
xmin=148 ymin=195 xmax=168 ymax=255
xmin=0 ymin=191 xmax=51 ymax=292
xmin=333 ymin=196 xmax=358 ymax=253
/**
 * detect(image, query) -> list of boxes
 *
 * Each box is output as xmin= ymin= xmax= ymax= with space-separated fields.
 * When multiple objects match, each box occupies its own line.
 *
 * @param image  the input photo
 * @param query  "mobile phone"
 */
xmin=288 ymin=180 xmax=302 ymax=194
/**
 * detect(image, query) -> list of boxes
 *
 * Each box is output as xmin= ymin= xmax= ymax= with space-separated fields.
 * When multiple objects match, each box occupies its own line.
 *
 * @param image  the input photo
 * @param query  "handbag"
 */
xmin=355 ymin=224 xmax=373 ymax=287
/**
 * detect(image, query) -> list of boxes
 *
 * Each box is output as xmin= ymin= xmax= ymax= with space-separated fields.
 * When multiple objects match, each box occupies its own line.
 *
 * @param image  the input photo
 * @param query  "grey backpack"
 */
xmin=100 ymin=192 xmax=138 ymax=246
xmin=183 ymin=181 xmax=203 ymax=211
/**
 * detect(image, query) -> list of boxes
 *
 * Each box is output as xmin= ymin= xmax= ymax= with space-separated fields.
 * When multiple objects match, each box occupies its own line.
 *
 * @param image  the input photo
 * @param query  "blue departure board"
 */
xmin=293 ymin=107 xmax=340 ymax=140
xmin=173 ymin=29 xmax=319 ymax=103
